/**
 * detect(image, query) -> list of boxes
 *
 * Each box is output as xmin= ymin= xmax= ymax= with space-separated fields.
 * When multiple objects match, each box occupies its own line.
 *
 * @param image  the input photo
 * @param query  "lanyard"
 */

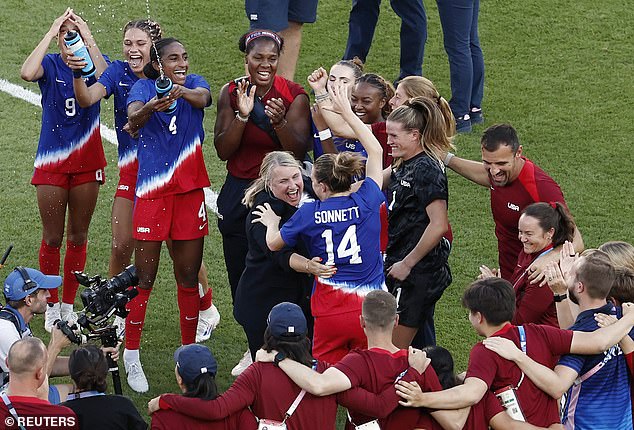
xmin=66 ymin=390 xmax=105 ymax=400
xmin=1 ymin=393 xmax=27 ymax=430
xmin=518 ymin=325 xmax=527 ymax=353
xmin=513 ymin=246 xmax=555 ymax=290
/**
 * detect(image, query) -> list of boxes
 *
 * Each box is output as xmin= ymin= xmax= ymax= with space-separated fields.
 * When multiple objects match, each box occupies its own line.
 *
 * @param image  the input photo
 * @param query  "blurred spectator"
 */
xmin=0 ymin=338 xmax=77 ymax=429
xmin=62 ymin=345 xmax=146 ymax=430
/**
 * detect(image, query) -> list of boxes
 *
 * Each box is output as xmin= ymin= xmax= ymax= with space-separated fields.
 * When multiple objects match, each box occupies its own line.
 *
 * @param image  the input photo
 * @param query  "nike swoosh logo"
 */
xmin=198 ymin=223 xmax=208 ymax=230
xmin=185 ymin=316 xmax=197 ymax=321
xmin=118 ymin=81 xmax=129 ymax=87
xmin=129 ymin=320 xmax=143 ymax=325
xmin=55 ymin=78 xmax=65 ymax=83
xmin=313 ymin=133 xmax=319 ymax=139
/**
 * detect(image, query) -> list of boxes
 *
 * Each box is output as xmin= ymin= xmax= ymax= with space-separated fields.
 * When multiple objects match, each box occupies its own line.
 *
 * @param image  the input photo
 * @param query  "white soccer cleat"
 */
xmin=196 ymin=304 xmax=220 ymax=343
xmin=60 ymin=303 xmax=73 ymax=320
xmin=44 ymin=302 xmax=61 ymax=333
xmin=231 ymin=350 xmax=253 ymax=377
xmin=124 ymin=352 xmax=149 ymax=393
xmin=113 ymin=315 xmax=126 ymax=339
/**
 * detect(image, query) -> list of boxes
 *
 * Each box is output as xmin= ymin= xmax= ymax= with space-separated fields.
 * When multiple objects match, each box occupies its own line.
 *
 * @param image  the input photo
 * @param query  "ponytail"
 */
xmin=396 ymin=76 xmax=455 ymax=137
xmin=313 ymin=152 xmax=365 ymax=193
xmin=522 ymin=202 xmax=576 ymax=247
xmin=388 ymin=96 xmax=455 ymax=163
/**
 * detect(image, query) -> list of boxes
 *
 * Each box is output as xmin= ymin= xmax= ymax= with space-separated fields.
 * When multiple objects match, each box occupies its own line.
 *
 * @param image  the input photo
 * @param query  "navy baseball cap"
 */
xmin=267 ymin=302 xmax=307 ymax=339
xmin=174 ymin=344 xmax=217 ymax=385
xmin=3 ymin=267 xmax=61 ymax=301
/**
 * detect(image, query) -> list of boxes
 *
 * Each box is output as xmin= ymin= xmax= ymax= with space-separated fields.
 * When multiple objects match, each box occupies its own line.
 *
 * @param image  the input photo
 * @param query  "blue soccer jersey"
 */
xmin=281 ymin=178 xmax=386 ymax=316
xmin=558 ymin=303 xmax=633 ymax=429
xmin=127 ymin=74 xmax=211 ymax=198
xmin=97 ymin=60 xmax=139 ymax=169
xmin=35 ymin=54 xmax=106 ymax=173
xmin=312 ymin=121 xmax=367 ymax=160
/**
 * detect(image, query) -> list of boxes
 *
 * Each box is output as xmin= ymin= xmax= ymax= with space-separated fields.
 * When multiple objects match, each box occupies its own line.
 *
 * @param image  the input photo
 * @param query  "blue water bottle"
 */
xmin=155 ymin=76 xmax=178 ymax=114
xmin=64 ymin=31 xmax=95 ymax=78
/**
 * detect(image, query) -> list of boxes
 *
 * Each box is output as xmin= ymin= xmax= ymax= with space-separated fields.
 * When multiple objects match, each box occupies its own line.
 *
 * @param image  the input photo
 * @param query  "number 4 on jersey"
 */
xmin=321 ymin=225 xmax=362 ymax=266
xmin=168 ymin=115 xmax=177 ymax=135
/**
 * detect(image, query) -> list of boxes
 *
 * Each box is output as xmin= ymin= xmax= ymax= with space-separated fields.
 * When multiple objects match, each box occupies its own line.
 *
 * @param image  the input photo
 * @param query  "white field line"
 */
xmin=0 ymin=77 xmax=219 ymax=214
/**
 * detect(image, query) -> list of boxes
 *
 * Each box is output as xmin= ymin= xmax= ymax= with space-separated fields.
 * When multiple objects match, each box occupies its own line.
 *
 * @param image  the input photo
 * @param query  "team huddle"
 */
xmin=1 ymin=6 xmax=634 ymax=430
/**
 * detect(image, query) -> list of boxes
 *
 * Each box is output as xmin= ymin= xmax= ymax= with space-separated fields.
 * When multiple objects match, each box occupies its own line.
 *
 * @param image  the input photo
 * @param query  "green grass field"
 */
xmin=1 ymin=0 xmax=633 ymax=426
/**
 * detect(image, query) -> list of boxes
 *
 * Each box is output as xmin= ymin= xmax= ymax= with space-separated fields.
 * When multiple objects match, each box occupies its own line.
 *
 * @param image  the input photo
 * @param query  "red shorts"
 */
xmin=115 ymin=163 xmax=138 ymax=201
xmin=133 ymin=189 xmax=208 ymax=241
xmin=31 ymin=168 xmax=105 ymax=189
xmin=312 ymin=310 xmax=367 ymax=364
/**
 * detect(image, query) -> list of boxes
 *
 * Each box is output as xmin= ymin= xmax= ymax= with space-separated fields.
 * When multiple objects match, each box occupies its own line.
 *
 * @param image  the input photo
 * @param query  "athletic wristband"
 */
xmin=73 ymin=69 xmax=82 ymax=79
xmin=443 ymin=152 xmax=455 ymax=167
xmin=553 ymin=293 xmax=567 ymax=303
xmin=235 ymin=112 xmax=249 ymax=123
xmin=318 ymin=128 xmax=332 ymax=141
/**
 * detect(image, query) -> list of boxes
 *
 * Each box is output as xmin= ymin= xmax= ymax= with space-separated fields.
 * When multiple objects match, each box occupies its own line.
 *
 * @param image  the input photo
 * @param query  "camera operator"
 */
xmin=1 ymin=267 xmax=73 ymax=404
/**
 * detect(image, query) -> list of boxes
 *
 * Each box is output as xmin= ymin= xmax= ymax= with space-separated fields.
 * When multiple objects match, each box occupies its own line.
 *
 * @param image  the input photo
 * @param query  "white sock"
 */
xmin=124 ymin=348 xmax=140 ymax=362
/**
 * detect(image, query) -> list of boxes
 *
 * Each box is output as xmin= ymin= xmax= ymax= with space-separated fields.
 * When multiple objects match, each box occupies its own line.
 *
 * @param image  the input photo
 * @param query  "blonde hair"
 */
xmin=397 ymin=76 xmax=456 ymax=137
xmin=599 ymin=241 xmax=634 ymax=271
xmin=387 ymin=96 xmax=455 ymax=166
xmin=242 ymin=151 xmax=302 ymax=208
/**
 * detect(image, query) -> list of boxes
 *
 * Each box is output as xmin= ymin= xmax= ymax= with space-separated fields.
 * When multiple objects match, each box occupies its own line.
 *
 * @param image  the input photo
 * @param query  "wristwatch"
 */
xmin=274 ymin=352 xmax=287 ymax=367
xmin=553 ymin=293 xmax=567 ymax=303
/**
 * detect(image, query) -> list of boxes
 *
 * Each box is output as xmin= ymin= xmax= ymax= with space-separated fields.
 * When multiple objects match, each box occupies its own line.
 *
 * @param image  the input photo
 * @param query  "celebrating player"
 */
xmin=383 ymin=96 xmax=453 ymax=349
xmin=20 ymin=8 xmax=108 ymax=331
xmin=123 ymin=37 xmax=212 ymax=393
xmin=253 ymin=82 xmax=386 ymax=363
xmin=72 ymin=20 xmax=218 ymax=341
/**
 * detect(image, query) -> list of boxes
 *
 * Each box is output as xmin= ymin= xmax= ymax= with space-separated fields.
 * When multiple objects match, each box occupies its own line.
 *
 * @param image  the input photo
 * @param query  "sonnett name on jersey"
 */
xmin=314 ymin=207 xmax=360 ymax=224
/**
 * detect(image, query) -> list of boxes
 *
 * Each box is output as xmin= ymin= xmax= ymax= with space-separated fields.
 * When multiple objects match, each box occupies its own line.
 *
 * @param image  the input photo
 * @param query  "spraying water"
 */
xmin=145 ymin=0 xmax=165 ymax=79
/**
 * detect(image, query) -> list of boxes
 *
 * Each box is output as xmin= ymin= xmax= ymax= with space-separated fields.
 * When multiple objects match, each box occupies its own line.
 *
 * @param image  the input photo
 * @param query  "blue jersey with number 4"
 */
xmin=35 ymin=53 xmax=107 ymax=173
xmin=127 ymin=74 xmax=211 ymax=199
xmin=281 ymin=178 xmax=386 ymax=316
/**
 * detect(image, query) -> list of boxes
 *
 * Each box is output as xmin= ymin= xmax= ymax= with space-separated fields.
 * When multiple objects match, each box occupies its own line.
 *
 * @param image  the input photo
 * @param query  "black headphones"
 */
xmin=14 ymin=266 xmax=38 ymax=293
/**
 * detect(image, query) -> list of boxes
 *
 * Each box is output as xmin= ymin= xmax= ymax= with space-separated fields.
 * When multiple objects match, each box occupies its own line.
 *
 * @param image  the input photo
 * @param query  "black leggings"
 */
xmin=216 ymin=174 xmax=252 ymax=301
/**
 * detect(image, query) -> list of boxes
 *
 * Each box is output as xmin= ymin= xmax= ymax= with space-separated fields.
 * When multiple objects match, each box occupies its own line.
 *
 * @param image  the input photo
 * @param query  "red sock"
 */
xmin=199 ymin=288 xmax=212 ymax=311
xmin=62 ymin=241 xmax=87 ymax=304
xmin=125 ymin=288 xmax=152 ymax=350
xmin=39 ymin=240 xmax=61 ymax=303
xmin=178 ymin=284 xmax=200 ymax=345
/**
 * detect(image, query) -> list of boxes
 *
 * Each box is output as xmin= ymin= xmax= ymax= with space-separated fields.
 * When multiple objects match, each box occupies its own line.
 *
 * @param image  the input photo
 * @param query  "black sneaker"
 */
xmin=470 ymin=108 xmax=484 ymax=125
xmin=456 ymin=115 xmax=472 ymax=133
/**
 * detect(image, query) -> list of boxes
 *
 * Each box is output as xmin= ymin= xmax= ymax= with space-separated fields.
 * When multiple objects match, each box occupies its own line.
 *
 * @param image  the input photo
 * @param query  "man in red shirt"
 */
xmin=443 ymin=124 xmax=583 ymax=281
xmin=257 ymin=290 xmax=465 ymax=429
xmin=0 ymin=338 xmax=77 ymax=430
xmin=395 ymin=278 xmax=634 ymax=428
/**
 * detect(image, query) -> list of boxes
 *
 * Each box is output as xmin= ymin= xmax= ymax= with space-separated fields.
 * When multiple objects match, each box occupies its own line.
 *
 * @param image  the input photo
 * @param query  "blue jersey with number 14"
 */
xmin=281 ymin=178 xmax=386 ymax=317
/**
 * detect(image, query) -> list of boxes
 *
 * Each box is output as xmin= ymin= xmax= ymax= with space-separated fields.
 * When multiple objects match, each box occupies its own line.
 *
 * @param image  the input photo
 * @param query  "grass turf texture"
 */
xmin=1 ymin=0 xmax=633 ymax=425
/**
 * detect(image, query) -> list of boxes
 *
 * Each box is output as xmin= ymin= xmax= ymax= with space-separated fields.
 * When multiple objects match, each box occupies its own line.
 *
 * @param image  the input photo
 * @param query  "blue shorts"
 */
xmin=48 ymin=385 xmax=61 ymax=404
xmin=246 ymin=0 xmax=318 ymax=31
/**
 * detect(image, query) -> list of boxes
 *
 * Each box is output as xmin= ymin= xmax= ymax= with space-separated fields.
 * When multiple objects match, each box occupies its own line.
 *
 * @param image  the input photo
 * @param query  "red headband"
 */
xmin=245 ymin=31 xmax=281 ymax=49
